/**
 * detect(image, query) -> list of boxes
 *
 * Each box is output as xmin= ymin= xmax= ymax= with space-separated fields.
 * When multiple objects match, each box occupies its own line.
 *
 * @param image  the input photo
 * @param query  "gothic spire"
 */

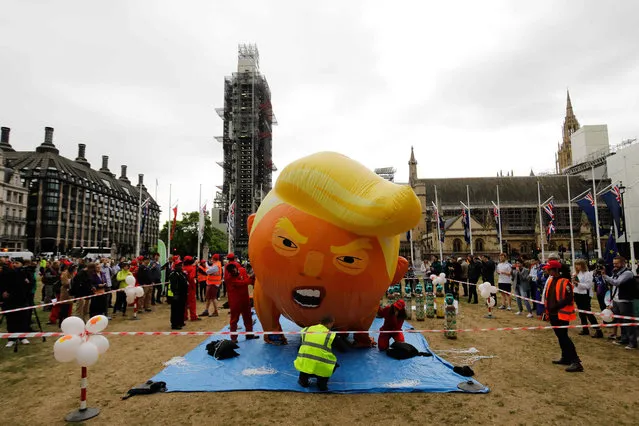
xmin=409 ymin=146 xmax=416 ymax=164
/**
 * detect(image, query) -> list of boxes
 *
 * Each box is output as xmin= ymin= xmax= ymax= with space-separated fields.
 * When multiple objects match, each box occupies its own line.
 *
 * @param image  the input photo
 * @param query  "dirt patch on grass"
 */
xmin=1 ymin=298 xmax=638 ymax=425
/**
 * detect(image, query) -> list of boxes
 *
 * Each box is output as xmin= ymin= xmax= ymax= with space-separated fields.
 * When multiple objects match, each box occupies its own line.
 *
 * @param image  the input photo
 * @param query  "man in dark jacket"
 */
xmin=467 ymin=255 xmax=482 ymax=304
xmin=481 ymin=255 xmax=496 ymax=284
xmin=169 ymin=260 xmax=188 ymax=330
xmin=1 ymin=260 xmax=32 ymax=347
xmin=150 ymin=253 xmax=163 ymax=305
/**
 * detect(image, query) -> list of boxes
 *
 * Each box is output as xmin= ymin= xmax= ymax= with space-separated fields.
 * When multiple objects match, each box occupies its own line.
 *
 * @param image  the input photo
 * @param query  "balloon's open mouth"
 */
xmin=292 ymin=287 xmax=324 ymax=308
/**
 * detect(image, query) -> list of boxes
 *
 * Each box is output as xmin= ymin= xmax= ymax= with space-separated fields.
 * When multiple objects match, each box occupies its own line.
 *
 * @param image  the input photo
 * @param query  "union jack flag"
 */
xmin=585 ymin=192 xmax=595 ymax=206
xmin=493 ymin=205 xmax=499 ymax=219
xmin=543 ymin=200 xmax=555 ymax=219
xmin=612 ymin=185 xmax=622 ymax=206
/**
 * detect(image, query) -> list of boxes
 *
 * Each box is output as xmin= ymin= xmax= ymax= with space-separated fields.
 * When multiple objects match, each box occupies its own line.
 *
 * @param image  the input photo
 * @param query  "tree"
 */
xmin=159 ymin=211 xmax=227 ymax=257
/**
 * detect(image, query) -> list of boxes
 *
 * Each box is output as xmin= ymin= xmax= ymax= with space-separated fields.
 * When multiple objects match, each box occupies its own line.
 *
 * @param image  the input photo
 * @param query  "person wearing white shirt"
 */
xmin=496 ymin=253 xmax=513 ymax=310
xmin=572 ymin=259 xmax=602 ymax=338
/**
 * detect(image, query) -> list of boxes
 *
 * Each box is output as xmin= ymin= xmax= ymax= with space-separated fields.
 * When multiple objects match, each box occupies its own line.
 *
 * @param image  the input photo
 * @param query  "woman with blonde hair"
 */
xmin=573 ymin=259 xmax=603 ymax=338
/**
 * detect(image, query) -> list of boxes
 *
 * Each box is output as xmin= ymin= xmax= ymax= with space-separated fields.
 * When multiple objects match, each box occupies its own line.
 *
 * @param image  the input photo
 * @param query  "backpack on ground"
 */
xmin=385 ymin=341 xmax=432 ymax=360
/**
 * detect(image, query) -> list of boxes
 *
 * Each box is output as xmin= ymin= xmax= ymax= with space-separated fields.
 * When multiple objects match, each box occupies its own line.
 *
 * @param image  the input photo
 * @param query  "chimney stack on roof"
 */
xmin=99 ymin=155 xmax=115 ymax=177
xmin=0 ymin=127 xmax=14 ymax=152
xmin=36 ymin=127 xmax=60 ymax=154
xmin=75 ymin=143 xmax=91 ymax=168
xmin=119 ymin=165 xmax=131 ymax=184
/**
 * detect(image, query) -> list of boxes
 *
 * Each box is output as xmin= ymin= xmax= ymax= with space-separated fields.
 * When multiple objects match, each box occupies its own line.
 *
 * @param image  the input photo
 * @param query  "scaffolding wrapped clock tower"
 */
xmin=215 ymin=44 xmax=277 ymax=256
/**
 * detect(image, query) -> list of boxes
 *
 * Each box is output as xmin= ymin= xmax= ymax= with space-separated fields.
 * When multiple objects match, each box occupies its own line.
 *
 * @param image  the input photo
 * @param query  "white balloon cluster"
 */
xmin=123 ymin=275 xmax=143 ymax=304
xmin=53 ymin=315 xmax=110 ymax=367
xmin=429 ymin=273 xmax=447 ymax=286
xmin=478 ymin=282 xmax=498 ymax=300
xmin=600 ymin=308 xmax=614 ymax=323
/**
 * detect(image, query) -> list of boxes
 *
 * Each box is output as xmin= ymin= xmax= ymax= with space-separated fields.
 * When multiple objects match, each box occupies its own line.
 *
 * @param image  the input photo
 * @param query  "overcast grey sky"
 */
xmin=1 ymin=1 xmax=638 ymax=224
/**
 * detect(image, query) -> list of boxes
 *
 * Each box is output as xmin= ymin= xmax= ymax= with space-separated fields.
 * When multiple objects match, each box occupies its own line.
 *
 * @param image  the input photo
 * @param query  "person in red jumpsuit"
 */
xmin=182 ymin=256 xmax=200 ymax=321
xmin=377 ymin=299 xmax=407 ymax=351
xmin=225 ymin=254 xmax=258 ymax=342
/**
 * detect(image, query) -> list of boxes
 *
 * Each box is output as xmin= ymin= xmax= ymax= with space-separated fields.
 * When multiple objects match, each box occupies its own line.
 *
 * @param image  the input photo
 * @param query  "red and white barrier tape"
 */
xmin=2 ymin=323 xmax=637 ymax=340
xmin=445 ymin=278 xmax=639 ymax=322
xmin=0 ymin=281 xmax=168 ymax=315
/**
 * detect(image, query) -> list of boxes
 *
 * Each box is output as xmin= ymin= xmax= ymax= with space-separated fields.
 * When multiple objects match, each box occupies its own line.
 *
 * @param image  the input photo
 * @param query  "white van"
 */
xmin=3 ymin=251 xmax=35 ymax=261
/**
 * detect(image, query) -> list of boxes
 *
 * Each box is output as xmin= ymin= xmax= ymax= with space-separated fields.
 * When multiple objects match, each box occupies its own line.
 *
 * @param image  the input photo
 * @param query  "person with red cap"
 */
xmin=201 ymin=254 xmax=222 ymax=317
xmin=544 ymin=259 xmax=582 ymax=372
xmin=196 ymin=259 xmax=208 ymax=302
xmin=377 ymin=299 xmax=408 ymax=351
xmin=182 ymin=256 xmax=200 ymax=321
xmin=225 ymin=257 xmax=258 ymax=341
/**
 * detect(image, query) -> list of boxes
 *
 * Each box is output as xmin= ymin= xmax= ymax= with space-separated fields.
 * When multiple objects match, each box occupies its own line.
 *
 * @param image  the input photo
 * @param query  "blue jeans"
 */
xmin=515 ymin=286 xmax=532 ymax=313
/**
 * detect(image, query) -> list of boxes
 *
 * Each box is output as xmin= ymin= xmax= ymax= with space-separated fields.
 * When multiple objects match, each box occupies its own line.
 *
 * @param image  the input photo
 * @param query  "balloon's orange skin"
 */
xmin=248 ymin=204 xmax=408 ymax=345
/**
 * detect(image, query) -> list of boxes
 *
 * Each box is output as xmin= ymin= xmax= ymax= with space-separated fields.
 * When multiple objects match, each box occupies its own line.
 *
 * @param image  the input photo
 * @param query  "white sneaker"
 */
xmin=5 ymin=341 xmax=15 ymax=348
xmin=515 ymin=311 xmax=522 ymax=315
xmin=20 ymin=339 xmax=30 ymax=345
xmin=506 ymin=307 xmax=512 ymax=311
xmin=527 ymin=313 xmax=534 ymax=318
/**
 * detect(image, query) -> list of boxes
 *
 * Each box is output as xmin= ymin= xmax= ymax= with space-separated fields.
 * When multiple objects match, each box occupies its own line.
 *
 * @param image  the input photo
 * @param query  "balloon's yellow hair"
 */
xmin=250 ymin=152 xmax=421 ymax=279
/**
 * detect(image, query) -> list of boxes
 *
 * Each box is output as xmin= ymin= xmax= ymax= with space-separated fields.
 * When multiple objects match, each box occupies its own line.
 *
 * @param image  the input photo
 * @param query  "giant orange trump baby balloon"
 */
xmin=248 ymin=152 xmax=421 ymax=347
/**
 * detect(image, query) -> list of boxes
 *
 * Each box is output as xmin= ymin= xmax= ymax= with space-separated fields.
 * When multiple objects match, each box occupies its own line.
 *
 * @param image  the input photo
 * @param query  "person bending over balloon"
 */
xmin=248 ymin=152 xmax=421 ymax=347
xmin=225 ymin=257 xmax=259 ymax=342
xmin=377 ymin=299 xmax=407 ymax=351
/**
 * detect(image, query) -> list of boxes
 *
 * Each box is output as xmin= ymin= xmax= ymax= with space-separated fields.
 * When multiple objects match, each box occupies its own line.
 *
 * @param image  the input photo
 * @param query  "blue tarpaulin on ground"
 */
xmin=150 ymin=313 xmax=489 ymax=394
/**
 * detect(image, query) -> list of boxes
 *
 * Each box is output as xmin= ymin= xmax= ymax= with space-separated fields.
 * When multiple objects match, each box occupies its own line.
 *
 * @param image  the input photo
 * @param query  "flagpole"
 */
xmin=467 ymin=185 xmax=473 ymax=255
xmin=537 ymin=180 xmax=545 ymax=261
xmin=409 ymin=229 xmax=415 ymax=265
xmin=567 ymin=175 xmax=576 ymax=270
xmin=167 ymin=184 xmax=171 ymax=260
xmin=592 ymin=166 xmax=602 ymax=258
xmin=197 ymin=184 xmax=202 ymax=260
xmin=496 ymin=185 xmax=503 ymax=252
xmin=227 ymin=183 xmax=233 ymax=253
xmin=434 ymin=185 xmax=444 ymax=261
xmin=136 ymin=174 xmax=143 ymax=258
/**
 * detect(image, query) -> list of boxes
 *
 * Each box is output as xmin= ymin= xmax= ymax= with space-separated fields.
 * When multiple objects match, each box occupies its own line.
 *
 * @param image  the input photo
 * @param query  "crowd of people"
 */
xmin=405 ymin=252 xmax=638 ymax=350
xmin=0 ymin=251 xmax=256 ymax=347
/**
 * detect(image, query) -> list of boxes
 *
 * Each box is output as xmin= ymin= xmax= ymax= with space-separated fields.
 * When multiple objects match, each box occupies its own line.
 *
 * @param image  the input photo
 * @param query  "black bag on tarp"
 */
xmin=386 ymin=341 xmax=432 ymax=360
xmin=206 ymin=340 xmax=240 ymax=360
xmin=121 ymin=380 xmax=167 ymax=400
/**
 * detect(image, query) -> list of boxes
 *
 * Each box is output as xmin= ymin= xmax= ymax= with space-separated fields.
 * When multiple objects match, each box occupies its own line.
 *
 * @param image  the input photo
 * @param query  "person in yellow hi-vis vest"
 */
xmin=294 ymin=315 xmax=338 ymax=392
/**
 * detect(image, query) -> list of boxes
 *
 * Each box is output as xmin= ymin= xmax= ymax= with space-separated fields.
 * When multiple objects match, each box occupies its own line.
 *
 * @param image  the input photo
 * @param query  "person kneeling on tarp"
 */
xmin=294 ymin=315 xmax=338 ymax=392
xmin=378 ymin=299 xmax=407 ymax=351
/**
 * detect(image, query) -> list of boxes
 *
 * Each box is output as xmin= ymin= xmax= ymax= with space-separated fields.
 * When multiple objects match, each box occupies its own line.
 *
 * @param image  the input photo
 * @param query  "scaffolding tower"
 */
xmin=216 ymin=44 xmax=276 ymax=256
xmin=374 ymin=167 xmax=396 ymax=182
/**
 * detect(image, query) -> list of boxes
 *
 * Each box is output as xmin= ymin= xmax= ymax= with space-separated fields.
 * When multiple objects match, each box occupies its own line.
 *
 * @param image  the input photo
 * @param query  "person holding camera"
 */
xmin=603 ymin=256 xmax=637 ymax=350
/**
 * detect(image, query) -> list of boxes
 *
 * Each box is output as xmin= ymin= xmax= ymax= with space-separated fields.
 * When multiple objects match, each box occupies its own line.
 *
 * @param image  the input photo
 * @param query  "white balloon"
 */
xmin=85 ymin=315 xmax=109 ymax=334
xmin=478 ymin=283 xmax=488 ymax=291
xmin=487 ymin=297 xmax=496 ymax=307
xmin=601 ymin=308 xmax=614 ymax=323
xmin=483 ymin=281 xmax=492 ymax=287
xmin=429 ymin=274 xmax=437 ymax=281
xmin=124 ymin=287 xmax=136 ymax=298
xmin=54 ymin=334 xmax=82 ymax=363
xmin=480 ymin=289 xmax=491 ymax=299
xmin=490 ymin=286 xmax=498 ymax=294
xmin=126 ymin=295 xmax=135 ymax=304
xmin=125 ymin=275 xmax=136 ymax=287
xmin=61 ymin=316 xmax=86 ymax=336
xmin=439 ymin=273 xmax=446 ymax=278
xmin=135 ymin=286 xmax=144 ymax=298
xmin=76 ymin=342 xmax=100 ymax=367
xmin=88 ymin=335 xmax=110 ymax=355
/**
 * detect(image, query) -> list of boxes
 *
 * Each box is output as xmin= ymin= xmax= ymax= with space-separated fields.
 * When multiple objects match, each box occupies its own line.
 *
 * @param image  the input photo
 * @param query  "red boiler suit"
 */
xmin=225 ymin=262 xmax=254 ymax=340
xmin=183 ymin=263 xmax=199 ymax=321
xmin=377 ymin=305 xmax=405 ymax=351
